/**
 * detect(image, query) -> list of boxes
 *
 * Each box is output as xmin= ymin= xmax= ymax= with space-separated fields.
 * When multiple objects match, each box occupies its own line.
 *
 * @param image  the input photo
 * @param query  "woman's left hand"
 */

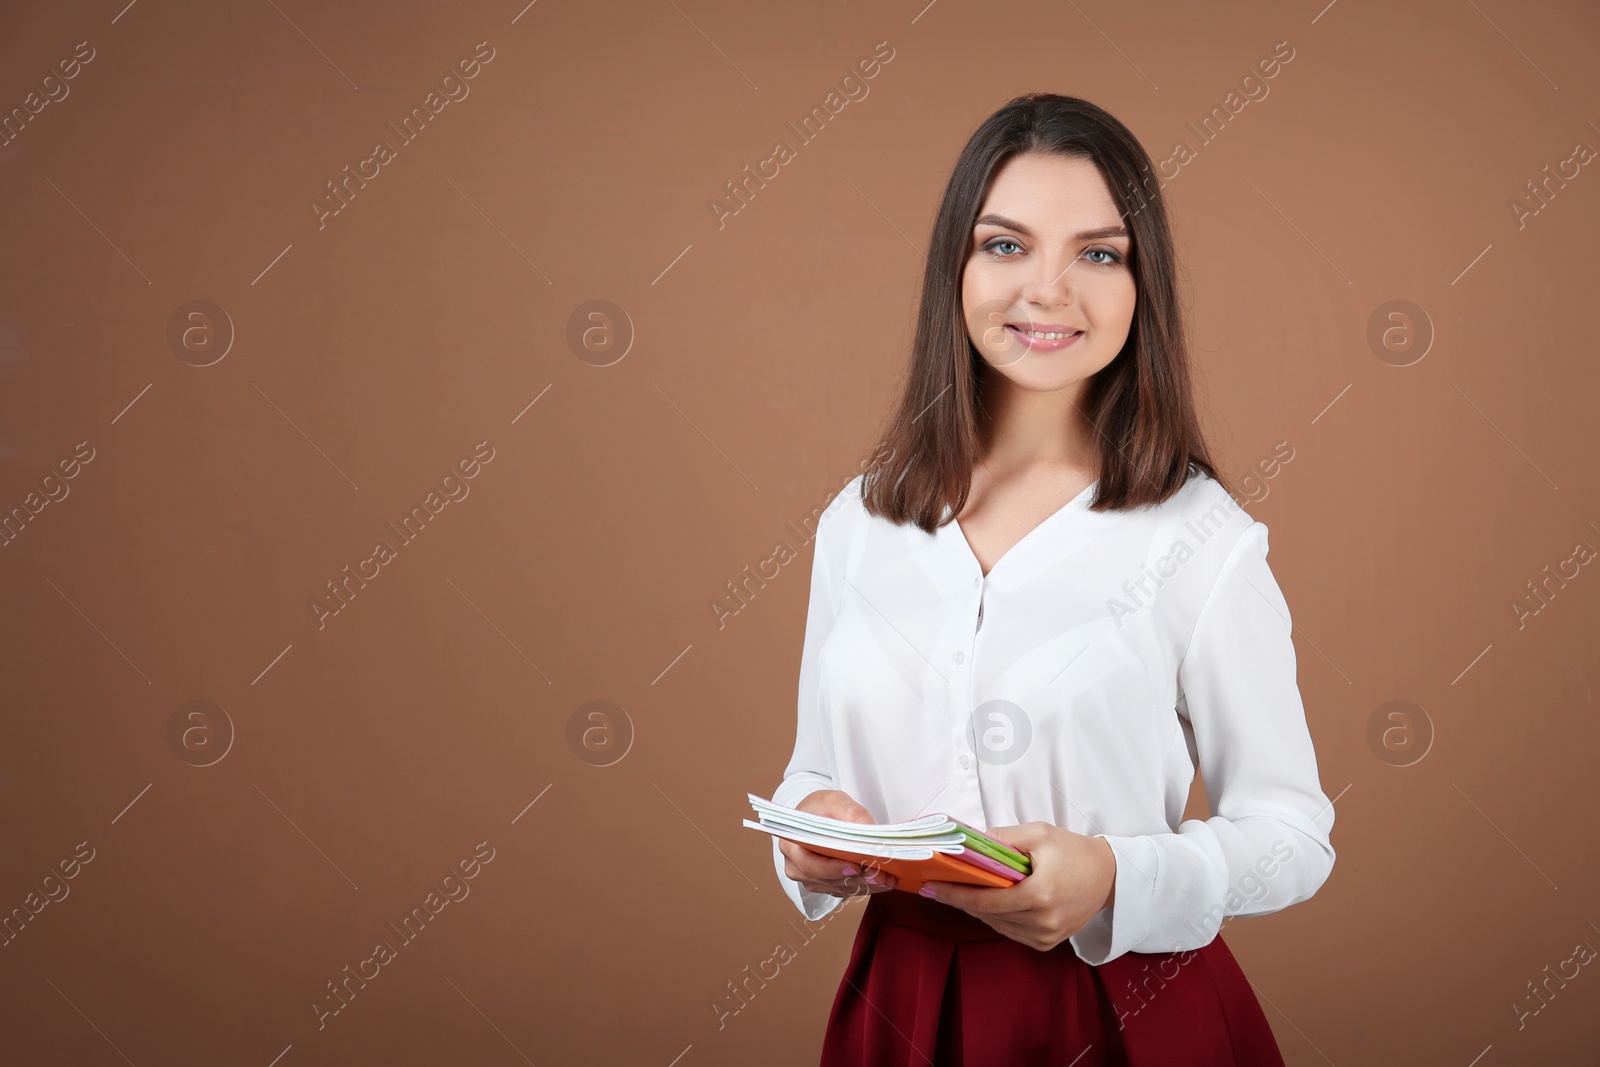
xmin=920 ymin=823 xmax=1116 ymax=952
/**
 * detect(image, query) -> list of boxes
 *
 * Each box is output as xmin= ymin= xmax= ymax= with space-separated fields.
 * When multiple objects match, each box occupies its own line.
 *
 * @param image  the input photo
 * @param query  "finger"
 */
xmin=836 ymin=802 xmax=876 ymax=825
xmin=976 ymin=913 xmax=1037 ymax=942
xmin=805 ymin=876 xmax=889 ymax=898
xmin=783 ymin=846 xmax=831 ymax=882
xmin=921 ymin=879 xmax=988 ymax=911
xmin=780 ymin=839 xmax=837 ymax=867
xmin=860 ymin=868 xmax=898 ymax=891
xmin=788 ymin=857 xmax=858 ymax=886
xmin=922 ymin=879 xmax=1029 ymax=917
xmin=842 ymin=866 xmax=899 ymax=894
xmin=958 ymin=909 xmax=1052 ymax=951
xmin=789 ymin=850 xmax=862 ymax=883
xmin=803 ymin=864 xmax=894 ymax=894
xmin=836 ymin=856 xmax=903 ymax=889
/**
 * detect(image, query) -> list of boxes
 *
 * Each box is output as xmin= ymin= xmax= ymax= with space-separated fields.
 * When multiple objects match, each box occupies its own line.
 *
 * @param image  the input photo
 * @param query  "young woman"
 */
xmin=769 ymin=94 xmax=1336 ymax=1065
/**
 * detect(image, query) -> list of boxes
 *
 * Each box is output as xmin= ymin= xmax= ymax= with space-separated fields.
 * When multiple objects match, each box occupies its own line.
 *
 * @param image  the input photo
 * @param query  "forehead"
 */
xmin=976 ymin=153 xmax=1123 ymax=232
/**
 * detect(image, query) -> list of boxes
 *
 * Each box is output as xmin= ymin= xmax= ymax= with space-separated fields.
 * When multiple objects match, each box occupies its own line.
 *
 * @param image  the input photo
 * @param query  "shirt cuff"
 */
xmin=1066 ymin=834 xmax=1159 ymax=966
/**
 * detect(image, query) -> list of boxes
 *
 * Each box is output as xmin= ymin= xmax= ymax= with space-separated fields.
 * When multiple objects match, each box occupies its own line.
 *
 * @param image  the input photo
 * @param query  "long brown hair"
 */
xmin=861 ymin=92 xmax=1234 ymax=533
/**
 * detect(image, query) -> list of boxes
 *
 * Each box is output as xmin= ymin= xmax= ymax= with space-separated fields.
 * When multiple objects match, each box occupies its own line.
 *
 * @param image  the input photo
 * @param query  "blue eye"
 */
xmin=981 ymin=239 xmax=1125 ymax=266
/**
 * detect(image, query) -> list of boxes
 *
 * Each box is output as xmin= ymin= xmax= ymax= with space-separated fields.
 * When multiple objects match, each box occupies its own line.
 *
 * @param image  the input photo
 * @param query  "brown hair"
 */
xmin=861 ymin=92 xmax=1234 ymax=532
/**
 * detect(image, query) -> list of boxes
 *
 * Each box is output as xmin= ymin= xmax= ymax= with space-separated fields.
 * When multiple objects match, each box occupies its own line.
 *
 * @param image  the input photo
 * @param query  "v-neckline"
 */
xmin=952 ymin=479 xmax=1099 ymax=578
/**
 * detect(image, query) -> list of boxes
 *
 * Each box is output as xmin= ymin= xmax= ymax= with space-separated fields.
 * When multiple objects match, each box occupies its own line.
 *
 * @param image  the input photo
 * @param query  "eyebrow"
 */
xmin=973 ymin=214 xmax=1128 ymax=241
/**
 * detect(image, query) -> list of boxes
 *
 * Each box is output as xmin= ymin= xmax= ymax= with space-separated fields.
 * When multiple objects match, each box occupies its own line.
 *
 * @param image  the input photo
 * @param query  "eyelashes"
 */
xmin=980 ymin=238 xmax=1124 ymax=267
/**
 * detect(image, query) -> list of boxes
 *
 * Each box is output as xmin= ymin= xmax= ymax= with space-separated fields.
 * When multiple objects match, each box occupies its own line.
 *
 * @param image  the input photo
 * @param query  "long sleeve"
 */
xmin=1068 ymin=520 xmax=1337 ymax=965
xmin=769 ymin=509 xmax=846 ymax=921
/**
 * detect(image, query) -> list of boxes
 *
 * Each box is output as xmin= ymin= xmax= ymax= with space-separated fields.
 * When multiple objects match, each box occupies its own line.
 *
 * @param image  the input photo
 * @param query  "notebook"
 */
xmin=744 ymin=793 xmax=1032 ymax=893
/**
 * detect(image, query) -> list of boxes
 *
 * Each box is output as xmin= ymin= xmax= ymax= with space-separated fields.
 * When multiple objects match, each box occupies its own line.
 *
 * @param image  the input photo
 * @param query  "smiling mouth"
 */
xmin=998 ymin=323 xmax=1088 ymax=343
xmin=1006 ymin=324 xmax=1082 ymax=340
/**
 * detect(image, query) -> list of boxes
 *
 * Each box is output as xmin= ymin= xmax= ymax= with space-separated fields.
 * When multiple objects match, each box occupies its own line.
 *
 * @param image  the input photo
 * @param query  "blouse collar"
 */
xmin=907 ymin=480 xmax=1106 ymax=592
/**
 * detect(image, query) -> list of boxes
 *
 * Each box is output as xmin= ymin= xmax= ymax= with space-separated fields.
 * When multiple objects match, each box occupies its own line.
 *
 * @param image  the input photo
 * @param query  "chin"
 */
xmin=990 ymin=363 xmax=1096 ymax=393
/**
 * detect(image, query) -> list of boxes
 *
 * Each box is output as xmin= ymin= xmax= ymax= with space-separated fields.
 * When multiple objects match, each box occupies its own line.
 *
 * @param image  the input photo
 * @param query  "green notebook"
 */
xmin=956 ymin=822 xmax=1033 ymax=875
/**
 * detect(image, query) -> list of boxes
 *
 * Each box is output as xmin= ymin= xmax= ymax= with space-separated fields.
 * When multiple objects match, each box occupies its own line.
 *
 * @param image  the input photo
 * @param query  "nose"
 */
xmin=1020 ymin=251 xmax=1076 ymax=309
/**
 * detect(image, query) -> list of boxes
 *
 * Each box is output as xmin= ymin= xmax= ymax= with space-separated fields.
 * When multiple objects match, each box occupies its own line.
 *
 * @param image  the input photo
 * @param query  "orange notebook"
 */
xmin=794 ymin=842 xmax=1016 ymax=893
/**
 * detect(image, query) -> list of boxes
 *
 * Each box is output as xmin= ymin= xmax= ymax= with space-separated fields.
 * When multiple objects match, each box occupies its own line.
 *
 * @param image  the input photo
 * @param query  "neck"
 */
xmin=974 ymin=365 xmax=1098 ymax=477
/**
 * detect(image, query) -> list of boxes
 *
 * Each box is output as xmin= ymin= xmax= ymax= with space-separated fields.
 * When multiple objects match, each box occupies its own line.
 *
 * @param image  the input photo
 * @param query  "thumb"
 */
xmin=835 ymin=800 xmax=875 ymax=825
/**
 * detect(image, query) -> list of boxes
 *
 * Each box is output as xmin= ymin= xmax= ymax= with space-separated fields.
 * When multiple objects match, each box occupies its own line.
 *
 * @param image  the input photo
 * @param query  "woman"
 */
xmin=769 ymin=94 xmax=1336 ymax=1065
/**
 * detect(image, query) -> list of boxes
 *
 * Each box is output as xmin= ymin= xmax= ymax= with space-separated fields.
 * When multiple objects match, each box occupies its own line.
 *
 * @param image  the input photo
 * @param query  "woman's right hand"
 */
xmin=778 ymin=789 xmax=899 ymax=897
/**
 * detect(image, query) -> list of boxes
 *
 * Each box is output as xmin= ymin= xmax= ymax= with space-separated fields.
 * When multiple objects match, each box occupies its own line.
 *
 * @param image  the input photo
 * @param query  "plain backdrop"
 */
xmin=1 ymin=1 xmax=1597 ymax=1064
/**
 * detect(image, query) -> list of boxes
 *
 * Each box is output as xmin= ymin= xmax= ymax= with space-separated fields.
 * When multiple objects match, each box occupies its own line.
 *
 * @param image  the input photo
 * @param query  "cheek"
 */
xmin=1086 ymin=276 xmax=1137 ymax=329
xmin=1097 ymin=269 xmax=1137 ymax=303
xmin=963 ymin=269 xmax=1017 ymax=349
xmin=962 ymin=251 xmax=1013 ymax=296
xmin=960 ymin=262 xmax=987 ymax=314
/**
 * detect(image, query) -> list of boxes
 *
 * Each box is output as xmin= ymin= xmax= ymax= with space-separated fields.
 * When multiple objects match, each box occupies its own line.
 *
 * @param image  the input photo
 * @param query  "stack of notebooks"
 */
xmin=744 ymin=793 xmax=1032 ymax=893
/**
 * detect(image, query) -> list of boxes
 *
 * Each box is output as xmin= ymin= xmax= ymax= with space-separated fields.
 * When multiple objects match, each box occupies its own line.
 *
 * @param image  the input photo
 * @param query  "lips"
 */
xmin=1007 ymin=322 xmax=1083 ymax=336
xmin=1001 ymin=322 xmax=1085 ymax=354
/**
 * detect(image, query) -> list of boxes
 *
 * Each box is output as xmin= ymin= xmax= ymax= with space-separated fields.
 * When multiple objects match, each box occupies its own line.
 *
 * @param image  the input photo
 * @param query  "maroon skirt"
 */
xmin=819 ymin=889 xmax=1286 ymax=1067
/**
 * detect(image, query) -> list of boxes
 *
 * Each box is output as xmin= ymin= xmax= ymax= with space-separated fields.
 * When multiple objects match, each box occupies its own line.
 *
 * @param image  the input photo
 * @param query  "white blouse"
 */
xmin=769 ymin=468 xmax=1336 ymax=966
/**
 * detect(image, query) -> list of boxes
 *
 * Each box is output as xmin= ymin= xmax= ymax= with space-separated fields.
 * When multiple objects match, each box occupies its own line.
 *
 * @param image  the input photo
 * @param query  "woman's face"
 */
xmin=961 ymin=152 xmax=1137 ymax=397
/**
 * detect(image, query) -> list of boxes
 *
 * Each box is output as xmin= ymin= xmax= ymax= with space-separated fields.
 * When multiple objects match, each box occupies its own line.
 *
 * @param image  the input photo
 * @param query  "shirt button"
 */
xmin=973 ymin=577 xmax=980 ymax=588
xmin=953 ymin=651 xmax=965 ymax=664
xmin=958 ymin=755 xmax=970 ymax=769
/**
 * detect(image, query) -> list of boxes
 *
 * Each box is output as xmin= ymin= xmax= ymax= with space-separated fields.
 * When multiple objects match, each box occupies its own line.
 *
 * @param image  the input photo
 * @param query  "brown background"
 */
xmin=2 ymin=0 xmax=1597 ymax=1063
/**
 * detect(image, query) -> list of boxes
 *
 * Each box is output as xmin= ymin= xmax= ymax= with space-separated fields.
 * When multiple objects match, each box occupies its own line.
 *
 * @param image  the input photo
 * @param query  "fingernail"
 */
xmin=863 ymin=871 xmax=882 ymax=886
xmin=841 ymin=865 xmax=859 ymax=877
xmin=919 ymin=885 xmax=937 ymax=899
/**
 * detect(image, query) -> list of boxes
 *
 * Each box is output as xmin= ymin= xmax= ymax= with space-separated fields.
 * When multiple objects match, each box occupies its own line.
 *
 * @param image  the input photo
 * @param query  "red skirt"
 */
xmin=819 ymin=889 xmax=1286 ymax=1067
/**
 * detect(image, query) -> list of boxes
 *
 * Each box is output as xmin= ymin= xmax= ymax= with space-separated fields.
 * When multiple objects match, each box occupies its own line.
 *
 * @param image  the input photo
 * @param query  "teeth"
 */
xmin=1016 ymin=328 xmax=1077 ymax=339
